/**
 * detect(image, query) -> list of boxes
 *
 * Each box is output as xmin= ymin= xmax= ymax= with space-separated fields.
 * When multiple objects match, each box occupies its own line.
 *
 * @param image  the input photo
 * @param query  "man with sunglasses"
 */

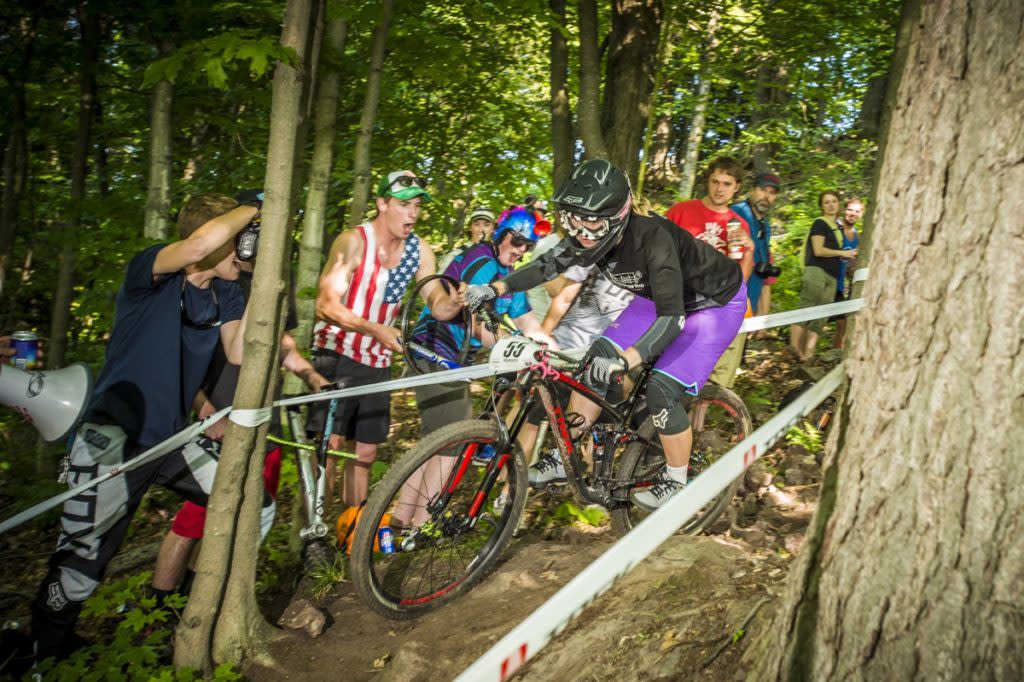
xmin=32 ymin=194 xmax=257 ymax=662
xmin=466 ymin=160 xmax=750 ymax=510
xmin=309 ymin=170 xmax=463 ymax=514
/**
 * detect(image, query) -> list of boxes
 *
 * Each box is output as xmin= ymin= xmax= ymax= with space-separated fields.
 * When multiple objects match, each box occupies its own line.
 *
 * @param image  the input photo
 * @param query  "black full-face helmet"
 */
xmin=553 ymin=159 xmax=632 ymax=266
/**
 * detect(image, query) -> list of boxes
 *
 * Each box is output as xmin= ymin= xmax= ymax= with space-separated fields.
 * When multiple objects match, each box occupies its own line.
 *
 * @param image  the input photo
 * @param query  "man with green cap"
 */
xmin=310 ymin=170 xmax=463 ymax=511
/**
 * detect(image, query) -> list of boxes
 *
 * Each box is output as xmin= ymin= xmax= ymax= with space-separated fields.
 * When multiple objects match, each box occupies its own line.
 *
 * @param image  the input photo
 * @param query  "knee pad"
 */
xmin=645 ymin=372 xmax=690 ymax=435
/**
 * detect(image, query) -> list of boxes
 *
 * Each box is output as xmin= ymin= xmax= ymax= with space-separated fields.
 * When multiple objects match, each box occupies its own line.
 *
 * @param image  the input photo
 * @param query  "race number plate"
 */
xmin=489 ymin=336 xmax=542 ymax=374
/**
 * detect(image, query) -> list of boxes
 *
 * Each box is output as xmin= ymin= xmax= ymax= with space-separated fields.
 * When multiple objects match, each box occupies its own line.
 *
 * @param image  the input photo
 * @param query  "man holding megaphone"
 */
xmin=29 ymin=193 xmax=259 ymax=663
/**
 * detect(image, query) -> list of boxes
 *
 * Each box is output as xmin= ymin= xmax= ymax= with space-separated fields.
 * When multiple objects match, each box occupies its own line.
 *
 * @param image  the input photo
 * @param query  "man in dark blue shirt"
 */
xmin=31 ymin=194 xmax=257 ymax=662
xmin=731 ymin=172 xmax=781 ymax=316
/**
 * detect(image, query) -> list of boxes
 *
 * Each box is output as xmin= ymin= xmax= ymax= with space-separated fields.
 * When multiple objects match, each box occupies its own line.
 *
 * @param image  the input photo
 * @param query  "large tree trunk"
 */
xmin=752 ymin=0 xmax=1024 ymax=678
xmin=635 ymin=4 xmax=673 ymax=195
xmin=549 ymin=0 xmax=573 ymax=188
xmin=677 ymin=6 xmax=719 ymax=200
xmin=48 ymin=4 xmax=99 ymax=369
xmin=750 ymin=62 xmax=787 ymax=174
xmin=342 ymin=0 xmax=393 ymax=229
xmin=600 ymin=0 xmax=662 ymax=181
xmin=286 ymin=16 xmax=348 ymax=395
xmin=144 ymin=39 xmax=175 ymax=241
xmin=174 ymin=0 xmax=324 ymax=672
xmin=576 ymin=0 xmax=608 ymax=160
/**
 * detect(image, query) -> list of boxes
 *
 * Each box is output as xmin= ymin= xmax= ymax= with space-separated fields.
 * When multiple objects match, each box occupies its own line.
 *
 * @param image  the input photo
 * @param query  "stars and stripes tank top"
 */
xmin=312 ymin=224 xmax=420 ymax=368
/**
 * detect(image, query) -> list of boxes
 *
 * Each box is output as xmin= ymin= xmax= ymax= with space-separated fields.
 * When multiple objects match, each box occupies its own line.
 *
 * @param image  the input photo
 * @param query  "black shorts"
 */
xmin=306 ymin=350 xmax=391 ymax=444
xmin=829 ymin=287 xmax=850 ymax=322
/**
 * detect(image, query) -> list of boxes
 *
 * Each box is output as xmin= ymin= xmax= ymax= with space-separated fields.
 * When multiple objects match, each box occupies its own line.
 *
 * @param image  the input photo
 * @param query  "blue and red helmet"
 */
xmin=493 ymin=205 xmax=552 ymax=244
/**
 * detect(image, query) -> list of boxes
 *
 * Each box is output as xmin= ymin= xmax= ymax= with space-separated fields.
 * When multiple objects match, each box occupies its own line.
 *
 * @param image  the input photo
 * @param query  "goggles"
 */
xmin=388 ymin=175 xmax=427 ymax=192
xmin=562 ymin=211 xmax=612 ymax=241
xmin=508 ymin=234 xmax=536 ymax=251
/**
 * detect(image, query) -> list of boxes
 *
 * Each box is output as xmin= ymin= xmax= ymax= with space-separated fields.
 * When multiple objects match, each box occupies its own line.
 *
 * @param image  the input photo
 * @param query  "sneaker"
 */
xmin=492 ymin=490 xmax=509 ymax=517
xmin=631 ymin=470 xmax=686 ymax=510
xmin=472 ymin=444 xmax=497 ymax=465
xmin=528 ymin=450 xmax=567 ymax=487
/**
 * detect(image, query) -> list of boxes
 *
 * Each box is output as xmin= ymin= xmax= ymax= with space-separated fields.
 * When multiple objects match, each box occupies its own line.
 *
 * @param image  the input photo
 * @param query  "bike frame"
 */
xmin=430 ymin=353 xmax=662 ymax=528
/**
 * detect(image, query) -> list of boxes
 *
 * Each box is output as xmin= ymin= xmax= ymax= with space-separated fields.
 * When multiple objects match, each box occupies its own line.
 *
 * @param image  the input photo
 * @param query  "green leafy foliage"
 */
xmin=550 ymin=501 xmax=609 ymax=528
xmin=785 ymin=421 xmax=824 ymax=454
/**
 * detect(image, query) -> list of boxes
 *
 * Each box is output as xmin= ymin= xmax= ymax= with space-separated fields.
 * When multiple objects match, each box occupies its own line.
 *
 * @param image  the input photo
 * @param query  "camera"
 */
xmin=235 ymin=215 xmax=261 ymax=261
xmin=754 ymin=261 xmax=781 ymax=278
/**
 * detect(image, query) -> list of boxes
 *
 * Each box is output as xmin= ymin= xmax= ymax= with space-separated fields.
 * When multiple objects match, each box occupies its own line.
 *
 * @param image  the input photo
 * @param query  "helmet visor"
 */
xmin=562 ymin=211 xmax=612 ymax=242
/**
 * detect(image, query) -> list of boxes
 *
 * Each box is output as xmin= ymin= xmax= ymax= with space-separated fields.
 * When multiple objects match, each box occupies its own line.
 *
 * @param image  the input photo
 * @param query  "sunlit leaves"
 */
xmin=142 ymin=31 xmax=296 ymax=88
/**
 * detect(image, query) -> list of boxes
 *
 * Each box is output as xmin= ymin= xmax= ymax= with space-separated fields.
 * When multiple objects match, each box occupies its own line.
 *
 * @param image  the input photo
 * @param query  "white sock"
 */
xmin=666 ymin=464 xmax=688 ymax=485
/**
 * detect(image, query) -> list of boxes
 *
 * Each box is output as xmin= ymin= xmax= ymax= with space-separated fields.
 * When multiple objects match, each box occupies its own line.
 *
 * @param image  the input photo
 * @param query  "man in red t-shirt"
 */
xmin=666 ymin=156 xmax=753 ymax=387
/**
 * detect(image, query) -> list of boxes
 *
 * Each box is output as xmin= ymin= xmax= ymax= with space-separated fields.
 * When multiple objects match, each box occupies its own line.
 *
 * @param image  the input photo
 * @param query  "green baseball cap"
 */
xmin=376 ymin=171 xmax=432 ymax=201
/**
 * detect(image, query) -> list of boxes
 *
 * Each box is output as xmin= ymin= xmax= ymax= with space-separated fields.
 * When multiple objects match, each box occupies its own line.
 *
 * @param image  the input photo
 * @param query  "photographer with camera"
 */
xmin=30 ymin=193 xmax=258 ymax=663
xmin=731 ymin=172 xmax=782 ymax=318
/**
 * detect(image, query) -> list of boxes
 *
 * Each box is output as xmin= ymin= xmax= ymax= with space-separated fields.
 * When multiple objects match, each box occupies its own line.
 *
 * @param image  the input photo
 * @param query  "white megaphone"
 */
xmin=0 ymin=363 xmax=93 ymax=442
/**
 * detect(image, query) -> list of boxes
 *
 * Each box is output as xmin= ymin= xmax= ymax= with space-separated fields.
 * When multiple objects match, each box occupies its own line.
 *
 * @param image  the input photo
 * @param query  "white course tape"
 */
xmin=0 ymin=406 xmax=233 ymax=535
xmin=853 ymin=266 xmax=869 ymax=283
xmin=229 ymin=407 xmax=273 ymax=427
xmin=739 ymin=297 xmax=864 ymax=333
xmin=456 ymin=364 xmax=846 ymax=682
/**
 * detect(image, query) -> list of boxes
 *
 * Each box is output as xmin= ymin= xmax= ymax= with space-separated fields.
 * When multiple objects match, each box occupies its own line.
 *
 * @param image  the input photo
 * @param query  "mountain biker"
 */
xmin=392 ymin=206 xmax=555 ymax=529
xmin=466 ymin=160 xmax=752 ymax=509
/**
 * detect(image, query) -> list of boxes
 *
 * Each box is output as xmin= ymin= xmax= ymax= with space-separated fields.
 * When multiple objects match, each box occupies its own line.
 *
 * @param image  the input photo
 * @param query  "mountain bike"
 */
xmin=350 ymin=334 xmax=751 ymax=619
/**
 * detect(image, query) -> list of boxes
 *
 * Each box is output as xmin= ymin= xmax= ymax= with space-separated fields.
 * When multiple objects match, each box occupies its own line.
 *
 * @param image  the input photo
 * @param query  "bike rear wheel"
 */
xmin=350 ymin=419 xmax=528 ymax=619
xmin=610 ymin=383 xmax=752 ymax=536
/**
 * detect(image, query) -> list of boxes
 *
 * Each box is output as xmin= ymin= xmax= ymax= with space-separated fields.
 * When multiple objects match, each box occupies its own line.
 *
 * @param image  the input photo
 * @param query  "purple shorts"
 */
xmin=602 ymin=282 xmax=747 ymax=395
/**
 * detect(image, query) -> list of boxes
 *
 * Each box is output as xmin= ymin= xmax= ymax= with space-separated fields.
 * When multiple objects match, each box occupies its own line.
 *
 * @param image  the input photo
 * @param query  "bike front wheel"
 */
xmin=350 ymin=419 xmax=529 ymax=619
xmin=610 ymin=383 xmax=752 ymax=536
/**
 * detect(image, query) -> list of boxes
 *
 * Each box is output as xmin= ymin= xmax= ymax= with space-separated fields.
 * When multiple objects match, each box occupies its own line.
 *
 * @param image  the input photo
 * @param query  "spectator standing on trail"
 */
xmin=665 ymin=156 xmax=753 ymax=389
xmin=831 ymin=197 xmax=864 ymax=351
xmin=309 ymin=170 xmax=462 ymax=512
xmin=467 ymin=159 xmax=751 ymax=509
xmin=438 ymin=207 xmax=496 ymax=272
xmin=150 ymin=267 xmax=328 ymax=604
xmin=731 ymin=172 xmax=782 ymax=317
xmin=789 ymin=191 xmax=858 ymax=362
xmin=31 ymin=194 xmax=257 ymax=662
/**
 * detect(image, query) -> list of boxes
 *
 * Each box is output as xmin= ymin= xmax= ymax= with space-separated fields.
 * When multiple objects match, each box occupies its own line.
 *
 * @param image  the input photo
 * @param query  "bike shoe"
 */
xmin=631 ymin=470 xmax=686 ymax=511
xmin=472 ymin=444 xmax=497 ymax=466
xmin=528 ymin=450 xmax=567 ymax=487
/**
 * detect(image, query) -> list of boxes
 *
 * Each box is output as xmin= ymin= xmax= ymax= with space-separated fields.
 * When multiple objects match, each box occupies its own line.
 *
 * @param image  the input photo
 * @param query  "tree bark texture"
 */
xmin=576 ymin=0 xmax=608 ymax=161
xmin=753 ymin=0 xmax=1024 ymax=679
xmin=175 ymin=0 xmax=323 ymax=672
xmin=343 ymin=0 xmax=393 ymax=229
xmin=48 ymin=4 xmax=98 ymax=369
xmin=635 ymin=3 xmax=673 ymax=195
xmin=751 ymin=62 xmax=788 ymax=174
xmin=144 ymin=40 xmax=175 ymax=241
xmin=286 ymin=16 xmax=348 ymax=395
xmin=677 ymin=6 xmax=718 ymax=200
xmin=600 ymin=0 xmax=662 ymax=182
xmin=550 ymin=0 xmax=573 ymax=189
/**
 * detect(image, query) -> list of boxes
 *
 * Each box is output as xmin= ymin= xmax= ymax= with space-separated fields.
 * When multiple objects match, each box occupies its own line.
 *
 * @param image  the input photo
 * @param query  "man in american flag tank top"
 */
xmin=308 ymin=170 xmax=464 ymax=510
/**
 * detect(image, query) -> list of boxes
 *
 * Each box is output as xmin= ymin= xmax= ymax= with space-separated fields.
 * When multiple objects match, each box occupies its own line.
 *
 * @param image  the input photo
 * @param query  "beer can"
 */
xmin=377 ymin=527 xmax=395 ymax=554
xmin=12 ymin=331 xmax=40 ymax=370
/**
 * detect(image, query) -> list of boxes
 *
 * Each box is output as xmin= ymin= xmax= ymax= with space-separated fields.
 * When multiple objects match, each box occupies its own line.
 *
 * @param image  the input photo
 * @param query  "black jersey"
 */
xmin=503 ymin=212 xmax=743 ymax=316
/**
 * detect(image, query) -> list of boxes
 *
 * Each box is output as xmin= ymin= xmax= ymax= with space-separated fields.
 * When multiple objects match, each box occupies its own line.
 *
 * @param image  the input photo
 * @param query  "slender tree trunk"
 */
xmin=576 ymin=0 xmax=608 ymax=160
xmin=635 ymin=4 xmax=673 ymax=195
xmin=550 ymin=0 xmax=573 ymax=188
xmin=144 ymin=39 xmax=175 ymax=241
xmin=342 ymin=0 xmax=393 ymax=228
xmin=677 ymin=6 xmax=719 ymax=199
xmin=645 ymin=112 xmax=673 ymax=188
xmin=601 ymin=0 xmax=662 ymax=181
xmin=0 ymin=82 xmax=29 ymax=301
xmin=751 ymin=0 xmax=1024 ymax=678
xmin=751 ymin=62 xmax=787 ymax=174
xmin=0 ymin=15 xmax=35 ymax=302
xmin=175 ymin=0 xmax=324 ymax=673
xmin=49 ymin=4 xmax=98 ymax=369
xmin=286 ymin=16 xmax=348 ymax=394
